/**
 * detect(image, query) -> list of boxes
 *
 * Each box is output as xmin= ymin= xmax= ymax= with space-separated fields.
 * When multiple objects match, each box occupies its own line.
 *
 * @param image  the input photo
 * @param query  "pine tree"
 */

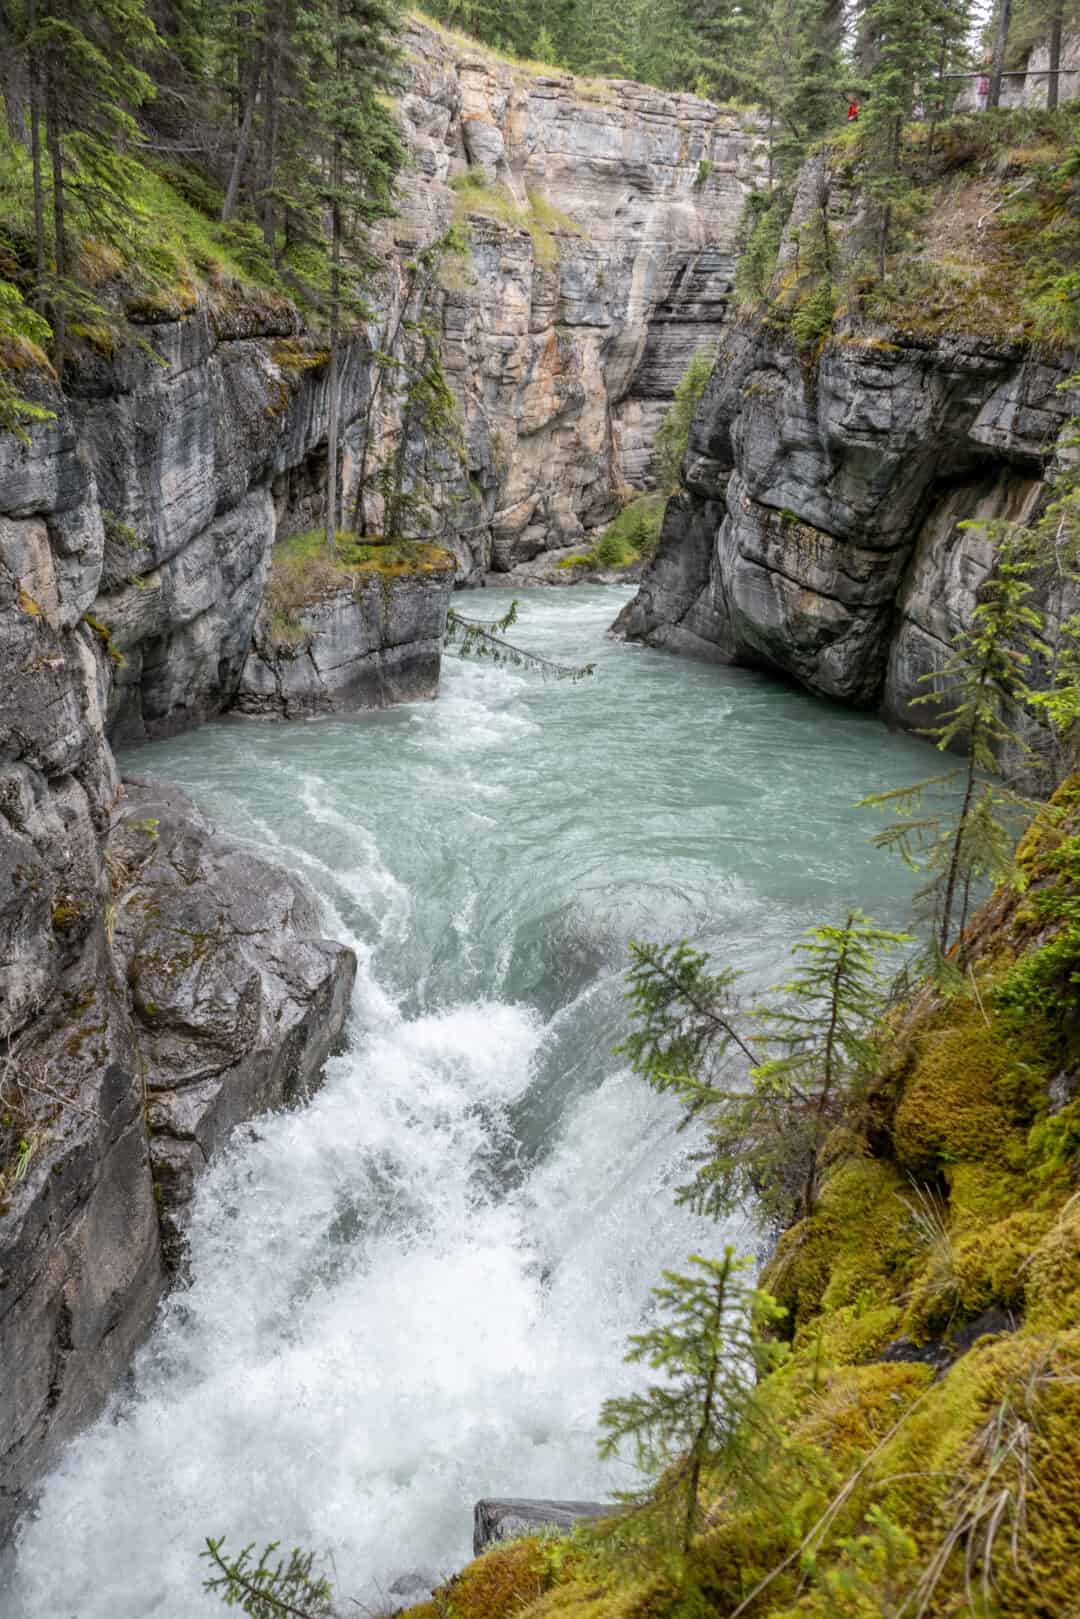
xmin=620 ymin=918 xmax=905 ymax=1227
xmin=860 ymin=531 xmax=1045 ymax=961
xmin=752 ymin=913 xmax=909 ymax=1212
xmin=202 ymin=1537 xmax=338 ymax=1618
xmin=445 ymin=600 xmax=597 ymax=680
xmin=857 ymin=0 xmax=972 ymax=274
xmin=18 ymin=0 xmax=159 ymax=361
xmin=598 ymin=1250 xmax=783 ymax=1554
xmin=308 ymin=0 xmax=404 ymax=554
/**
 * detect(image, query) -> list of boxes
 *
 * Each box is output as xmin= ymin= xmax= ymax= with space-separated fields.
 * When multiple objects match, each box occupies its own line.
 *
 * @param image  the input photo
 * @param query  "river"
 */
xmin=8 ymin=587 xmax=945 ymax=1618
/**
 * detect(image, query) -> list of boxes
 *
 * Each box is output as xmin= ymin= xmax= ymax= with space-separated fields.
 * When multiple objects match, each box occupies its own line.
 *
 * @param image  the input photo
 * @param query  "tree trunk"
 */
xmin=27 ymin=0 xmax=47 ymax=308
xmin=221 ymin=51 xmax=261 ymax=223
xmin=925 ymin=24 xmax=950 ymax=173
xmin=988 ymin=0 xmax=1013 ymax=109
xmin=324 ymin=127 xmax=343 ymax=555
xmin=940 ymin=738 xmax=979 ymax=958
xmin=260 ymin=1 xmax=281 ymax=250
xmin=1 ymin=41 xmax=28 ymax=146
xmin=682 ymin=1271 xmax=727 ymax=1557
xmin=44 ymin=61 xmax=66 ymax=367
xmin=1047 ymin=0 xmax=1064 ymax=110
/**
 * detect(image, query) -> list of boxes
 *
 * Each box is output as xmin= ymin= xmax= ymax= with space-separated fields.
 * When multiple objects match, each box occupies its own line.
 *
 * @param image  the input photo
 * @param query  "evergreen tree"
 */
xmin=202 ymin=1537 xmax=337 ymax=1618
xmin=16 ymin=0 xmax=159 ymax=360
xmin=620 ymin=918 xmax=902 ymax=1228
xmin=655 ymin=347 xmax=714 ymax=493
xmin=598 ymin=1250 xmax=783 ymax=1554
xmin=752 ymin=913 xmax=909 ymax=1211
xmin=860 ymin=532 xmax=1045 ymax=960
xmin=309 ymin=0 xmax=404 ymax=552
xmin=446 ymin=600 xmax=597 ymax=680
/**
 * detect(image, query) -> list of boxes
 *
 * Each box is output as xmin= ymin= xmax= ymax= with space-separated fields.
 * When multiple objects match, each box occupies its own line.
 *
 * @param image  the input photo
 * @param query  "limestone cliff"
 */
xmin=615 ymin=129 xmax=1080 ymax=737
xmin=0 ymin=29 xmax=766 ymax=1531
xmin=381 ymin=20 xmax=768 ymax=579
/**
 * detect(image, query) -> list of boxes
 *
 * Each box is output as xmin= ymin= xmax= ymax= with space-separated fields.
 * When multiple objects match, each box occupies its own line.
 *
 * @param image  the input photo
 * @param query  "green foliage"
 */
xmin=446 ymin=601 xmax=596 ymax=681
xmin=655 ymin=349 xmax=714 ymax=493
xmin=598 ymin=1250 xmax=785 ymax=1553
xmin=752 ymin=914 xmax=910 ymax=1208
xmin=735 ymin=189 xmax=791 ymax=305
xmin=556 ymin=495 xmax=666 ymax=571
xmin=621 ymin=918 xmax=904 ymax=1229
xmin=860 ymin=530 xmax=1048 ymax=958
xmin=201 ymin=1537 xmax=337 ymax=1617
xmin=789 ymin=276 xmax=836 ymax=352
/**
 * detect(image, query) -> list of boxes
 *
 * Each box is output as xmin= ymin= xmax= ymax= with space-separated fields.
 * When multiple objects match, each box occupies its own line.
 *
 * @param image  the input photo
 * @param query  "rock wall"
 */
xmin=375 ymin=22 xmax=768 ymax=580
xmin=615 ymin=277 xmax=1078 ymax=733
xmin=0 ymin=26 xmax=764 ymax=1531
xmin=0 ymin=764 xmax=354 ymax=1539
xmin=236 ymin=558 xmax=455 ymax=720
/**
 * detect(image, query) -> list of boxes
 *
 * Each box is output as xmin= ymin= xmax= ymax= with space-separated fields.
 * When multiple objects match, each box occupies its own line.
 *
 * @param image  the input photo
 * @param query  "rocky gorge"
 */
xmin=3 ymin=6 xmax=1080 ymax=1597
xmin=614 ymin=142 xmax=1080 ymax=736
xmin=0 ymin=22 xmax=770 ymax=1537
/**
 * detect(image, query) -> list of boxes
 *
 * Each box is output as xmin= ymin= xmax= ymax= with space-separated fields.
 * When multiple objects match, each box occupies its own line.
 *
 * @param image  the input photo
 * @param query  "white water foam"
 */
xmin=9 ymin=937 xmax=715 ymax=1619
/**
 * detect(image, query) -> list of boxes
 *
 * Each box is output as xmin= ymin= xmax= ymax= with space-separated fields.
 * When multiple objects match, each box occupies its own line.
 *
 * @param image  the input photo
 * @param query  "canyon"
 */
xmin=0 ymin=23 xmax=768 ymax=1534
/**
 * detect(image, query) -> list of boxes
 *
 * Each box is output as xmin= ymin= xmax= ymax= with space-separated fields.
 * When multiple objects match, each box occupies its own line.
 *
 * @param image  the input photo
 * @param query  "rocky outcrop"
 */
xmin=615 ymin=311 xmax=1078 ymax=726
xmin=473 ymin=1499 xmax=611 ymax=1554
xmin=378 ymin=23 xmax=767 ymax=581
xmin=0 ymin=753 xmax=354 ymax=1536
xmin=236 ymin=553 xmax=455 ymax=720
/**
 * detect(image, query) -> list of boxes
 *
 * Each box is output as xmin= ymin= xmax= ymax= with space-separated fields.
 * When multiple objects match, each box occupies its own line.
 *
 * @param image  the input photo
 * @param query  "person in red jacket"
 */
xmin=847 ymin=100 xmax=859 ymax=122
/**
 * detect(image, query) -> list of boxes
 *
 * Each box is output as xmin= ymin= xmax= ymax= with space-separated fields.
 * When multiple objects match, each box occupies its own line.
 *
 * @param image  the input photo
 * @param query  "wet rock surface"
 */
xmin=236 ymin=561 xmax=455 ymax=720
xmin=0 ymin=767 xmax=355 ymax=1537
xmin=615 ymin=317 xmax=1079 ymax=726
xmin=473 ymin=1499 xmax=611 ymax=1554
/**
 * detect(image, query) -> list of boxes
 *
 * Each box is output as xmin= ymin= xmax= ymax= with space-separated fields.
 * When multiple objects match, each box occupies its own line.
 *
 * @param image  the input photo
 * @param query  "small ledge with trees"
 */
xmin=235 ymin=530 xmax=458 ymax=721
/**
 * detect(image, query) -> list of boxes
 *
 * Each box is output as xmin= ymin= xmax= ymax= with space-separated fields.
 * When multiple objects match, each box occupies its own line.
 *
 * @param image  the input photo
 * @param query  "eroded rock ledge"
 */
xmin=237 ymin=554 xmax=456 ymax=720
xmin=614 ymin=321 xmax=1077 ymax=725
xmin=0 ymin=776 xmax=355 ymax=1538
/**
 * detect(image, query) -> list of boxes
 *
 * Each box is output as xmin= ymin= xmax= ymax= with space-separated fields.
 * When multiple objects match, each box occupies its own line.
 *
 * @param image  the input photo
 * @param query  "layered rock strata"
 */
xmin=615 ymin=315 xmax=1078 ymax=726
xmin=237 ymin=555 xmax=455 ymax=720
xmin=0 ymin=23 xmax=765 ymax=1531
xmin=380 ymin=23 xmax=768 ymax=581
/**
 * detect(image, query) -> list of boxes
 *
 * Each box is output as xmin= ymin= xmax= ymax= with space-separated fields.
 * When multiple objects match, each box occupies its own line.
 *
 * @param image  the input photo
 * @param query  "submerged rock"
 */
xmin=473 ymin=1498 xmax=611 ymax=1554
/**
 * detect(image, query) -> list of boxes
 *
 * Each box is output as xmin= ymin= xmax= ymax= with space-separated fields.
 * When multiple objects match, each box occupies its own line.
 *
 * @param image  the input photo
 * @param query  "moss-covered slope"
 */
xmin=408 ymin=777 xmax=1080 ymax=1619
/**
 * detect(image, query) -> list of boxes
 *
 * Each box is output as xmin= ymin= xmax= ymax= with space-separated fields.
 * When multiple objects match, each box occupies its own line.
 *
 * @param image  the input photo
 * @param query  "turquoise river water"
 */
xmin=9 ymin=587 xmax=947 ymax=1618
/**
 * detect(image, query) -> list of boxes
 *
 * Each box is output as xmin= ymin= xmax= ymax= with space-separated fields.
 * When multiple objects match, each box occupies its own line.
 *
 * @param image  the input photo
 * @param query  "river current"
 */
xmin=9 ymin=587 xmax=945 ymax=1618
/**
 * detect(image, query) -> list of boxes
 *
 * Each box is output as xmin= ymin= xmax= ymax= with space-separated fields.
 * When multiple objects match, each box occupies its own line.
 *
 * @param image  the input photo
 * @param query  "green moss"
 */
xmin=892 ymin=1014 xmax=1020 ymax=1174
xmin=81 ymin=613 xmax=127 ymax=667
xmin=450 ymin=173 xmax=587 ymax=271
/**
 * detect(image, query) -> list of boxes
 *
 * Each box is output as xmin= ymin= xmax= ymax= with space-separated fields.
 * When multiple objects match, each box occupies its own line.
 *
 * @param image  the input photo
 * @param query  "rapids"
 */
xmin=8 ymin=587 xmax=946 ymax=1618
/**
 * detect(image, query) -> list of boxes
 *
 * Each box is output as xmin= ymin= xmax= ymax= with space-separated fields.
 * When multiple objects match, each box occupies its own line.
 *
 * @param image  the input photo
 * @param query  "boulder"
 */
xmin=473 ymin=1499 xmax=612 ymax=1555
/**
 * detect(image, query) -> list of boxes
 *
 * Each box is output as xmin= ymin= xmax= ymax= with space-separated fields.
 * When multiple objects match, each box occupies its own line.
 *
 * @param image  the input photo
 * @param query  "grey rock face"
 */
xmin=0 ymin=765 xmax=355 ymax=1533
xmin=236 ymin=561 xmax=455 ymax=720
xmin=108 ymin=779 xmax=356 ymax=1268
xmin=0 ymin=26 xmax=762 ymax=1533
xmin=378 ymin=24 xmax=768 ymax=578
xmin=615 ymin=314 xmax=1079 ymax=727
xmin=473 ymin=1499 xmax=611 ymax=1555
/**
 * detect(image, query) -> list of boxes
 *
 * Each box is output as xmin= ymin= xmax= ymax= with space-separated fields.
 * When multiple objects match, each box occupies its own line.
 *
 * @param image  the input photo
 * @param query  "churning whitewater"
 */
xmin=9 ymin=589 xmax=942 ymax=1618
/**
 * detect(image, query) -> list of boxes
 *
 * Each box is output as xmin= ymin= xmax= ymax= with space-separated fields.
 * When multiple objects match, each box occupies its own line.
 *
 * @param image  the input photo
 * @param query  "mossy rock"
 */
xmin=892 ymin=1015 xmax=1025 ymax=1175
